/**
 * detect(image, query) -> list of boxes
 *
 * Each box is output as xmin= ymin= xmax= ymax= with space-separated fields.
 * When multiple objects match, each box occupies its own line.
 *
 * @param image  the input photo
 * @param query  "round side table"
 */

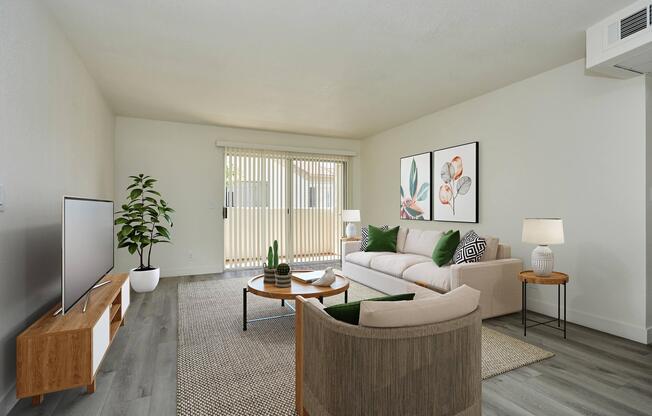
xmin=518 ymin=270 xmax=569 ymax=339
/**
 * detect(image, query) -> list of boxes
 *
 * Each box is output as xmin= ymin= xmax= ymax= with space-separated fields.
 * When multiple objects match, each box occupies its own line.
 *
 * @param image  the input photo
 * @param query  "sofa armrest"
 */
xmin=450 ymin=258 xmax=523 ymax=319
xmin=341 ymin=240 xmax=361 ymax=259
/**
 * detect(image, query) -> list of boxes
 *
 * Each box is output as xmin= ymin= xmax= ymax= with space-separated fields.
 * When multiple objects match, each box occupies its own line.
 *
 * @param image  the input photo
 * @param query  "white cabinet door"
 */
xmin=92 ymin=308 xmax=110 ymax=375
xmin=121 ymin=278 xmax=130 ymax=318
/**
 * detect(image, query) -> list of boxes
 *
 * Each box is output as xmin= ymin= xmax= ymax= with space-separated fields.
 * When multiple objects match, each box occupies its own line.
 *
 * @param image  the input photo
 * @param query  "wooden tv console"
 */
xmin=16 ymin=273 xmax=130 ymax=405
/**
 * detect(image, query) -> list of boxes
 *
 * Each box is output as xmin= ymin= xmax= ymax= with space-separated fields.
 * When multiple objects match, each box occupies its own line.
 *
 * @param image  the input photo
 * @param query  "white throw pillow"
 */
xmin=479 ymin=235 xmax=499 ymax=262
xmin=403 ymin=229 xmax=443 ymax=257
xmin=358 ymin=285 xmax=480 ymax=328
xmin=396 ymin=226 xmax=408 ymax=253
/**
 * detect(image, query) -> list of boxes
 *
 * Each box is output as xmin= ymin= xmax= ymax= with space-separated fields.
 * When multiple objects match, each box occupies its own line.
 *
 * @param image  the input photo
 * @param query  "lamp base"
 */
xmin=345 ymin=222 xmax=357 ymax=238
xmin=532 ymin=245 xmax=554 ymax=277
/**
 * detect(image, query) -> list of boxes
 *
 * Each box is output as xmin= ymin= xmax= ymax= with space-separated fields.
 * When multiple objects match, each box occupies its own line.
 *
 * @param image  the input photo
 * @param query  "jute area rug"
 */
xmin=177 ymin=277 xmax=554 ymax=415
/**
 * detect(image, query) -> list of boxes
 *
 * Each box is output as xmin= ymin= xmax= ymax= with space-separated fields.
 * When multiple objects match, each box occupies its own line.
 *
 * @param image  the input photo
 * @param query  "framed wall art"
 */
xmin=400 ymin=152 xmax=432 ymax=221
xmin=433 ymin=141 xmax=478 ymax=223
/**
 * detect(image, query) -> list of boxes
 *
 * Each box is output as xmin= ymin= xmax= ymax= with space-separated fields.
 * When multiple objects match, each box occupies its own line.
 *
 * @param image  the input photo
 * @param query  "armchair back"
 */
xmin=295 ymin=296 xmax=482 ymax=416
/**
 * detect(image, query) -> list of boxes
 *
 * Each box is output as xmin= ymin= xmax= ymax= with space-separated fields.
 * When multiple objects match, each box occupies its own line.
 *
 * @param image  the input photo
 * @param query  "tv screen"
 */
xmin=62 ymin=197 xmax=114 ymax=314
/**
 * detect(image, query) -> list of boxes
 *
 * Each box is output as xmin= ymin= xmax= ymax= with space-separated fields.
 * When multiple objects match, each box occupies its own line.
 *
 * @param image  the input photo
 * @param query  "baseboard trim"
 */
xmin=1 ymin=384 xmax=17 ymax=416
xmin=160 ymin=265 xmax=224 ymax=278
xmin=526 ymin=298 xmax=648 ymax=344
xmin=647 ymin=326 xmax=652 ymax=345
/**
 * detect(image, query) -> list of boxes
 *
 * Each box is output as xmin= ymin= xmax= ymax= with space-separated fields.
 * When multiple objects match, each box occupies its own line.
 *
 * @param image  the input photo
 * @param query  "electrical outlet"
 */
xmin=0 ymin=184 xmax=4 ymax=212
xmin=188 ymin=250 xmax=193 ymax=261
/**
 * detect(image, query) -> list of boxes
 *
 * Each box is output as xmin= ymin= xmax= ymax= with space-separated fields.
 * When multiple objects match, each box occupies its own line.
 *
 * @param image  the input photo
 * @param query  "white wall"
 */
xmin=0 ymin=1 xmax=115 ymax=411
xmin=114 ymin=117 xmax=360 ymax=277
xmin=361 ymin=59 xmax=649 ymax=343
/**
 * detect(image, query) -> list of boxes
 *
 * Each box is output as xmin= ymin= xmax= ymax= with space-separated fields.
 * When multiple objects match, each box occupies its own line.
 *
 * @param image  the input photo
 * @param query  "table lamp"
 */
xmin=342 ymin=210 xmax=361 ymax=238
xmin=522 ymin=218 xmax=564 ymax=277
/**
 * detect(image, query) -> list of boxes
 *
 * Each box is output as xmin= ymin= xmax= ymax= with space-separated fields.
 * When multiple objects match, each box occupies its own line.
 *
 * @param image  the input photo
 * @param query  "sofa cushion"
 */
xmin=324 ymin=293 xmax=416 ymax=325
xmin=396 ymin=226 xmax=408 ymax=253
xmin=432 ymin=230 xmax=460 ymax=266
xmin=345 ymin=251 xmax=392 ymax=268
xmin=403 ymin=229 xmax=443 ymax=257
xmin=360 ymin=225 xmax=388 ymax=251
xmin=370 ymin=253 xmax=431 ymax=277
xmin=358 ymin=285 xmax=480 ymax=328
xmin=366 ymin=225 xmax=399 ymax=252
xmin=480 ymin=235 xmax=499 ymax=262
xmin=453 ymin=230 xmax=486 ymax=264
xmin=402 ymin=261 xmax=453 ymax=292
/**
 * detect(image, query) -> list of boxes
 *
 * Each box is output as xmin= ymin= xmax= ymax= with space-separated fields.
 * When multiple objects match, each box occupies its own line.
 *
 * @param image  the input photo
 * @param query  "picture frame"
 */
xmin=433 ymin=141 xmax=478 ymax=223
xmin=400 ymin=152 xmax=432 ymax=221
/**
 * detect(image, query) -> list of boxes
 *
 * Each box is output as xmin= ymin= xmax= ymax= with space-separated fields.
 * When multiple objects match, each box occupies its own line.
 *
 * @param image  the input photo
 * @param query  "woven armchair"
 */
xmin=295 ymin=296 xmax=481 ymax=416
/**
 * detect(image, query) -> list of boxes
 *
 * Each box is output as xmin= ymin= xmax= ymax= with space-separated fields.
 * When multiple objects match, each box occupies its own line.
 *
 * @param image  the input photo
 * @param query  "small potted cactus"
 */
xmin=275 ymin=262 xmax=291 ymax=288
xmin=263 ymin=240 xmax=279 ymax=284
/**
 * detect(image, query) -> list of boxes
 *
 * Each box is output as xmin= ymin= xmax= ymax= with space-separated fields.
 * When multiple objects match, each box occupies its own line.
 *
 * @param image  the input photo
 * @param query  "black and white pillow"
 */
xmin=360 ymin=225 xmax=389 ymax=252
xmin=453 ymin=230 xmax=487 ymax=264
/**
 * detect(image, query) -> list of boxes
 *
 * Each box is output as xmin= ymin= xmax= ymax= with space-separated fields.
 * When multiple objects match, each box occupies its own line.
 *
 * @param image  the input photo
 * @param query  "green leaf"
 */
xmin=416 ymin=183 xmax=430 ymax=201
xmin=409 ymin=158 xmax=418 ymax=198
xmin=115 ymin=218 xmax=129 ymax=225
xmin=128 ymin=244 xmax=138 ymax=255
xmin=155 ymin=226 xmax=170 ymax=239
xmin=129 ymin=188 xmax=143 ymax=200
xmin=120 ymin=225 xmax=133 ymax=236
xmin=147 ymin=190 xmax=161 ymax=196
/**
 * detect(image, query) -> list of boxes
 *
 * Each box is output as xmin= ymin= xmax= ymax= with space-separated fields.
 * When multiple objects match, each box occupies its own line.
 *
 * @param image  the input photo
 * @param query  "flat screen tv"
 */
xmin=62 ymin=197 xmax=114 ymax=314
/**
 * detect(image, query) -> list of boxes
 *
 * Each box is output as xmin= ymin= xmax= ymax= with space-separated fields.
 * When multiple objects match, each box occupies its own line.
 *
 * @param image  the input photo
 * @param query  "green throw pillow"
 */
xmin=324 ymin=293 xmax=415 ymax=325
xmin=366 ymin=225 xmax=399 ymax=252
xmin=432 ymin=230 xmax=460 ymax=266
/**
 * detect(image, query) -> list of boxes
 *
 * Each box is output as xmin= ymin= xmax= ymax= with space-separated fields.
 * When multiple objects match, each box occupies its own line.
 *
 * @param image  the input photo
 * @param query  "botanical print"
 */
xmin=433 ymin=142 xmax=478 ymax=223
xmin=438 ymin=155 xmax=471 ymax=215
xmin=400 ymin=152 xmax=431 ymax=220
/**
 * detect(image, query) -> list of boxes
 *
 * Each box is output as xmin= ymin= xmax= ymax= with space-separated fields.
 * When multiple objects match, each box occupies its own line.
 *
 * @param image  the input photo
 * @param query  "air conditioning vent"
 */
xmin=620 ymin=8 xmax=647 ymax=39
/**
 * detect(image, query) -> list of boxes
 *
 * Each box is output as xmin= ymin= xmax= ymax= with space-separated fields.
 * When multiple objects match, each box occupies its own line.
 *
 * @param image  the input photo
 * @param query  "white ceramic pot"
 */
xmin=129 ymin=267 xmax=160 ymax=292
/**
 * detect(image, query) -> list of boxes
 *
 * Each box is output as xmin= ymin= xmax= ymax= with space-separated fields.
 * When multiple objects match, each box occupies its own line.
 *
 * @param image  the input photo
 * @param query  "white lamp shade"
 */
xmin=342 ymin=209 xmax=360 ymax=222
xmin=522 ymin=218 xmax=564 ymax=245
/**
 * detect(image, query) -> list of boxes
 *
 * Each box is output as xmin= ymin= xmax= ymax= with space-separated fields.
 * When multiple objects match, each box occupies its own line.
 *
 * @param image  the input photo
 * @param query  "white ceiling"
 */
xmin=44 ymin=0 xmax=635 ymax=139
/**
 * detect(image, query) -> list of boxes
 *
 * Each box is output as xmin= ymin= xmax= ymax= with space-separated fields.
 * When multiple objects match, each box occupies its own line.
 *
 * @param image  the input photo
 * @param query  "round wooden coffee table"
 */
xmin=242 ymin=270 xmax=349 ymax=330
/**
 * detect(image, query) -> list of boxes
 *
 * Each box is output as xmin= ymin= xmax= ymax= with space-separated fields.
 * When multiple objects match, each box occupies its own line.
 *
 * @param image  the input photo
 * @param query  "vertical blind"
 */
xmin=224 ymin=147 xmax=348 ymax=269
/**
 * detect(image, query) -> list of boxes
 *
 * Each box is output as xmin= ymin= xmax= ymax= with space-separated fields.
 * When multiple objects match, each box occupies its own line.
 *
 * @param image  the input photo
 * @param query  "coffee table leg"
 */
xmin=344 ymin=290 xmax=348 ymax=304
xmin=243 ymin=288 xmax=247 ymax=331
xmin=281 ymin=299 xmax=285 ymax=307
xmin=319 ymin=296 xmax=323 ymax=304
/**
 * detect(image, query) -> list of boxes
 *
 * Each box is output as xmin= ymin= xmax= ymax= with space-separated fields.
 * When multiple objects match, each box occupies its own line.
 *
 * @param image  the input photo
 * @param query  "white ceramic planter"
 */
xmin=129 ymin=267 xmax=160 ymax=292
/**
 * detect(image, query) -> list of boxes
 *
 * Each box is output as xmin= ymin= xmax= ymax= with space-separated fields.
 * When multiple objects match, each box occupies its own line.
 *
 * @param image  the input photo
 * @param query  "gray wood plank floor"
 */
xmin=8 ymin=263 xmax=652 ymax=416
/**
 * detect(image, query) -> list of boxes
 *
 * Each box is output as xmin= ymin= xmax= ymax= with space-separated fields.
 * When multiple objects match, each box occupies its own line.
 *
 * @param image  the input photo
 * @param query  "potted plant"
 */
xmin=263 ymin=240 xmax=279 ymax=284
xmin=275 ymin=263 xmax=291 ymax=288
xmin=115 ymin=174 xmax=174 ymax=293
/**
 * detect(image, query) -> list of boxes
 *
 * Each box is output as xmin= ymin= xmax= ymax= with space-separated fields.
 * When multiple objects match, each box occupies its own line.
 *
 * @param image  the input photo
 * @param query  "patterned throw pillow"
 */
xmin=360 ymin=225 xmax=389 ymax=251
xmin=453 ymin=230 xmax=487 ymax=264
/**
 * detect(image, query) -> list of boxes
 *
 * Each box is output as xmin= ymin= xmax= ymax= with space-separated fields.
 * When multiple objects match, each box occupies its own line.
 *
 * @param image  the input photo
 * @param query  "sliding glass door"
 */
xmin=224 ymin=148 xmax=347 ymax=269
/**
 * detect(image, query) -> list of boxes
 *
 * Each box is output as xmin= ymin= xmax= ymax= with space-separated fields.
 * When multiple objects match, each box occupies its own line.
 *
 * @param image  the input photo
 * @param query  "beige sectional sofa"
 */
xmin=342 ymin=227 xmax=523 ymax=319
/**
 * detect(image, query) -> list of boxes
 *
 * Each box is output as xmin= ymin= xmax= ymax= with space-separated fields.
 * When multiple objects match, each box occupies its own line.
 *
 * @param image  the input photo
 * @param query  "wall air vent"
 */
xmin=620 ymin=8 xmax=648 ymax=39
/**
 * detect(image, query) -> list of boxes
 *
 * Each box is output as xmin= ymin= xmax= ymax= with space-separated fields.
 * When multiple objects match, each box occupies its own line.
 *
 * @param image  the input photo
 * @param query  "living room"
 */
xmin=1 ymin=1 xmax=652 ymax=415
